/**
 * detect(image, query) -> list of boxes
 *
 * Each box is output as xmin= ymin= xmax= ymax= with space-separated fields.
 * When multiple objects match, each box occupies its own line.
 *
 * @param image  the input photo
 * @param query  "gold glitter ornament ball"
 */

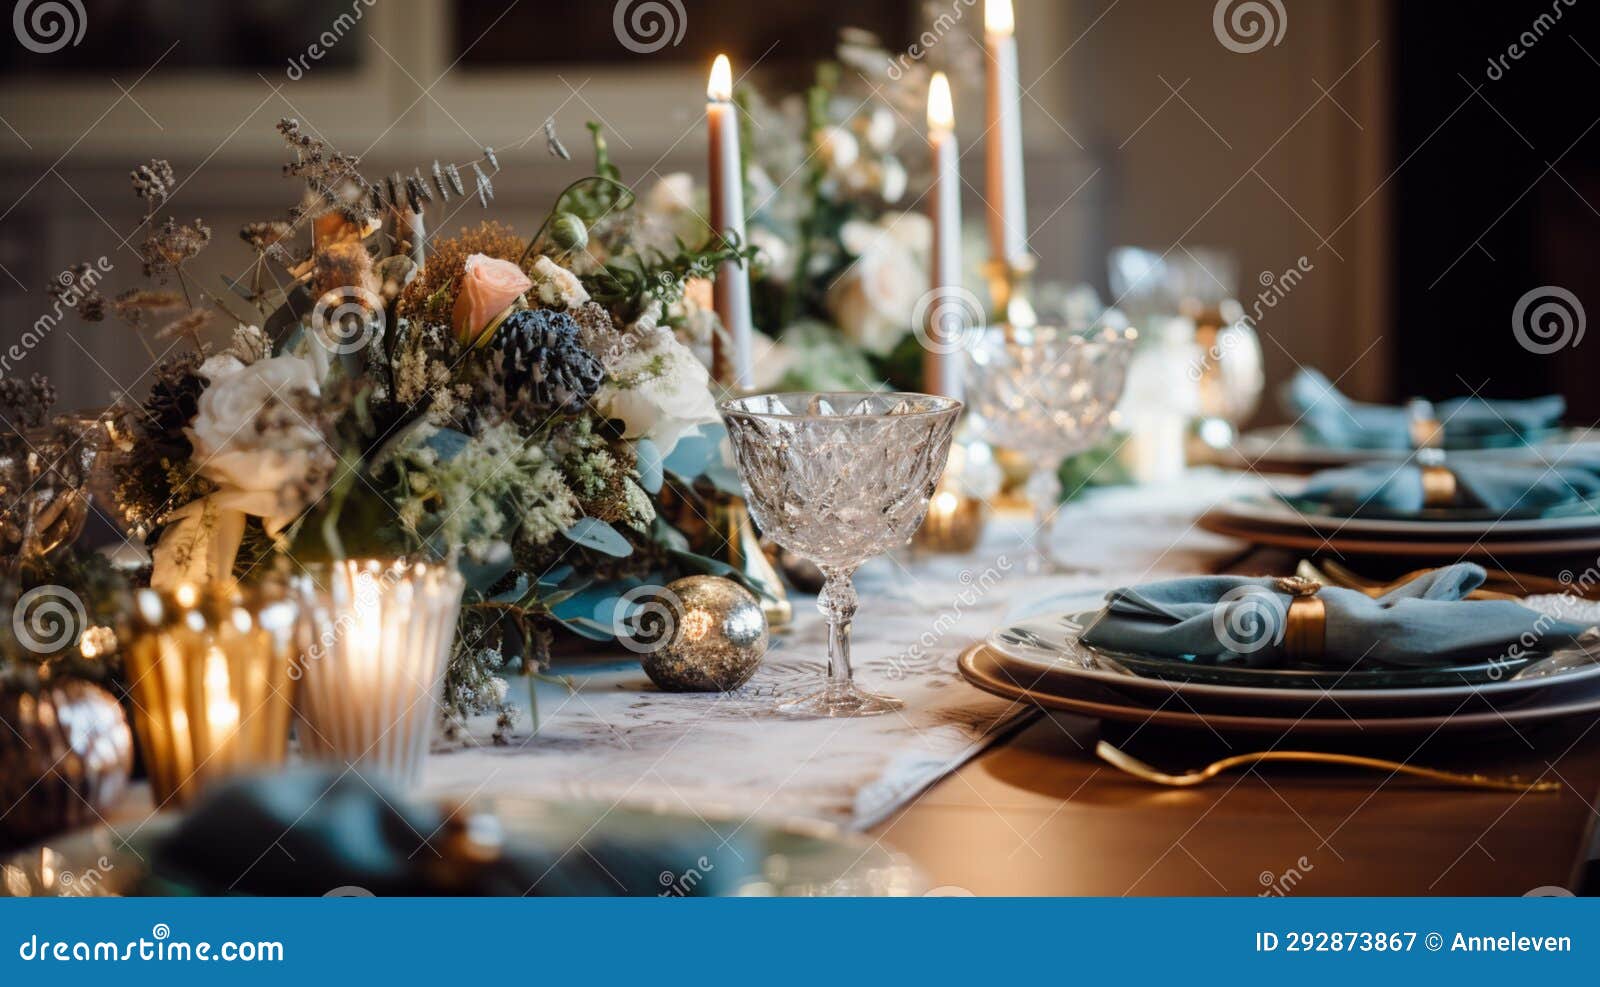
xmin=640 ymin=576 xmax=769 ymax=692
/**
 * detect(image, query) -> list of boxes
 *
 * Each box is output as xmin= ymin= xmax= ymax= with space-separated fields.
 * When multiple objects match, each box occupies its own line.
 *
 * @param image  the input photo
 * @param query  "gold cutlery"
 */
xmin=1096 ymin=740 xmax=1560 ymax=793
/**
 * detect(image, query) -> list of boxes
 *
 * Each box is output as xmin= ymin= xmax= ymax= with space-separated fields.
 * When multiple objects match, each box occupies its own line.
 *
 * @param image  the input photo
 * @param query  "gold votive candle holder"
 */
xmin=913 ymin=488 xmax=986 ymax=553
xmin=123 ymin=583 xmax=299 ymax=808
xmin=291 ymin=560 xmax=464 ymax=789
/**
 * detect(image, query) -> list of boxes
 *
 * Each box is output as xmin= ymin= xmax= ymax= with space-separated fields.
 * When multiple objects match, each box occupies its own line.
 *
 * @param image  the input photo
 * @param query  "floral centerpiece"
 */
xmin=104 ymin=120 xmax=753 ymax=737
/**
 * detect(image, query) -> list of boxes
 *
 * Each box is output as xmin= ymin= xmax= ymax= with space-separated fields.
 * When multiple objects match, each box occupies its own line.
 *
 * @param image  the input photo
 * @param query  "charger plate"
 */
xmin=1197 ymin=508 xmax=1600 ymax=559
xmin=0 ymin=796 xmax=922 ymax=898
xmin=1220 ymin=495 xmax=1600 ymax=537
xmin=958 ymin=642 xmax=1600 ymax=736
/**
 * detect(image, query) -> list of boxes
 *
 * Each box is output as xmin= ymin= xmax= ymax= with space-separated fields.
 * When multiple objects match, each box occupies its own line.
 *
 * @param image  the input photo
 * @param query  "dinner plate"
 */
xmin=1215 ymin=495 xmax=1600 ymax=538
xmin=1232 ymin=425 xmax=1600 ymax=470
xmin=0 ymin=796 xmax=922 ymax=898
xmin=959 ymin=643 xmax=1600 ymax=736
xmin=985 ymin=596 xmax=1600 ymax=716
xmin=1197 ymin=508 xmax=1600 ymax=559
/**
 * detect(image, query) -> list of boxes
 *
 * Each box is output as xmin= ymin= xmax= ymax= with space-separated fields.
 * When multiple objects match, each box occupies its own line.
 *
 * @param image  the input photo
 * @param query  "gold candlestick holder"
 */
xmin=662 ymin=480 xmax=791 ymax=628
xmin=983 ymin=254 xmax=1039 ymax=335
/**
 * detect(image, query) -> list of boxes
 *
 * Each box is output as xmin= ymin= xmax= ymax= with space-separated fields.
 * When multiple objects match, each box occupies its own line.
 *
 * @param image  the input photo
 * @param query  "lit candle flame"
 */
xmin=928 ymin=72 xmax=955 ymax=131
xmin=203 ymin=646 xmax=239 ymax=736
xmin=986 ymin=0 xmax=1014 ymax=35
xmin=707 ymin=54 xmax=733 ymax=102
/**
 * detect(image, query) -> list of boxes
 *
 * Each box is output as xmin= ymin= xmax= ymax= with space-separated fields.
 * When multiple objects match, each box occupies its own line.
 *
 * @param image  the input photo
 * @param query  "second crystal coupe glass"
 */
xmin=720 ymin=392 xmax=961 ymax=717
xmin=966 ymin=325 xmax=1137 ymax=573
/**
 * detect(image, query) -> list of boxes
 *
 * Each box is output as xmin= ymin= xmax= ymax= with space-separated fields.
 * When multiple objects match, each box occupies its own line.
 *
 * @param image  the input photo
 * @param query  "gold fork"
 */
xmin=1096 ymin=740 xmax=1560 ymax=793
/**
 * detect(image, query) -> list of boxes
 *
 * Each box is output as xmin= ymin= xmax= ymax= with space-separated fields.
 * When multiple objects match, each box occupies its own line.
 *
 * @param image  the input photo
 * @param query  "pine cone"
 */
xmin=491 ymin=309 xmax=604 ymax=414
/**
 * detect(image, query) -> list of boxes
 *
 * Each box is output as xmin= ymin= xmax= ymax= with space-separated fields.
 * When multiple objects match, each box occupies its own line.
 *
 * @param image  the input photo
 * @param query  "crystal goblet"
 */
xmin=719 ymin=392 xmax=962 ymax=717
xmin=965 ymin=325 xmax=1137 ymax=573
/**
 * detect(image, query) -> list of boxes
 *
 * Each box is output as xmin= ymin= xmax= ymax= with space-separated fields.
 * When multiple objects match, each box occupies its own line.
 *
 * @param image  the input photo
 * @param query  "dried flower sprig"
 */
xmin=129 ymin=158 xmax=176 ymax=220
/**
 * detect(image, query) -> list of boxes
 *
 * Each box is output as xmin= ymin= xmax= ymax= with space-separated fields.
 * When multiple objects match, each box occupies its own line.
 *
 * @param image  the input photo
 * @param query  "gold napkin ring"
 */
xmin=1276 ymin=576 xmax=1325 ymax=662
xmin=1420 ymin=465 xmax=1457 ymax=508
xmin=1410 ymin=416 xmax=1443 ymax=449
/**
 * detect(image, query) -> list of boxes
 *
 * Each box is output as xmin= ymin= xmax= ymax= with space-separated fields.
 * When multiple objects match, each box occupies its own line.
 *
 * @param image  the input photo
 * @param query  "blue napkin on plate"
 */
xmin=1291 ymin=460 xmax=1600 ymax=516
xmin=149 ymin=768 xmax=748 ymax=896
xmin=1282 ymin=369 xmax=1564 ymax=450
xmin=1079 ymin=563 xmax=1591 ymax=669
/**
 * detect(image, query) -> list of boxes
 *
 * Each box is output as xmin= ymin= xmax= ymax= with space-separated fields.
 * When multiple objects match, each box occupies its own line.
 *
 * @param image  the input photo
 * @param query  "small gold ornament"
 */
xmin=639 ymin=575 xmax=769 ymax=692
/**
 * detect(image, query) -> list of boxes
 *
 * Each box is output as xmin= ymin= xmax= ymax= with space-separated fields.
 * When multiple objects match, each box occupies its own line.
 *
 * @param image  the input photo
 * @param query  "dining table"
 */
xmin=867 ymin=469 xmax=1600 ymax=897
xmin=20 ymin=470 xmax=1600 ymax=898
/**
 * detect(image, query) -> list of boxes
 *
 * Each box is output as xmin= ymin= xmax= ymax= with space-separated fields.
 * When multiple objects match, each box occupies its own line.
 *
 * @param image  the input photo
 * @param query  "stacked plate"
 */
xmin=959 ymin=591 xmax=1600 ymax=738
xmin=1199 ymin=493 xmax=1600 ymax=560
xmin=1229 ymin=424 xmax=1600 ymax=473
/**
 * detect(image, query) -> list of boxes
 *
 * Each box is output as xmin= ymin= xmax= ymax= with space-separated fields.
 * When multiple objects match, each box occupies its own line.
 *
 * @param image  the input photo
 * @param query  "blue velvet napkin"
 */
xmin=1283 ymin=369 xmax=1564 ymax=450
xmin=149 ymin=768 xmax=749 ymax=896
xmin=1290 ymin=460 xmax=1600 ymax=516
xmin=1079 ymin=564 xmax=1591 ymax=668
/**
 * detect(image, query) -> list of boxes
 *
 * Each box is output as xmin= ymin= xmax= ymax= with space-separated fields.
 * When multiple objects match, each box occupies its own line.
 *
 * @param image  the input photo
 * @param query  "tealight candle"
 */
xmin=123 ymin=583 xmax=299 ymax=807
xmin=292 ymin=560 xmax=464 ymax=789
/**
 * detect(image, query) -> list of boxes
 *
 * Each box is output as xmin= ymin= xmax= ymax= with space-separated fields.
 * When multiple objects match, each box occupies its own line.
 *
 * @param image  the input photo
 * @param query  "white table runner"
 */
xmin=421 ymin=470 xmax=1263 ymax=829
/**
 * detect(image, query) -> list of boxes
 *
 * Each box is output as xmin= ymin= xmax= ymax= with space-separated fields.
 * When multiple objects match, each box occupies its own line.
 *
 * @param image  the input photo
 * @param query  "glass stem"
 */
xmin=1026 ymin=465 xmax=1063 ymax=572
xmin=818 ymin=566 xmax=859 ymax=691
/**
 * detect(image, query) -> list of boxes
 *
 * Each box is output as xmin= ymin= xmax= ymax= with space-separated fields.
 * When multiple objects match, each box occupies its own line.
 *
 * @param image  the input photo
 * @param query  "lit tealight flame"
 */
xmin=707 ymin=54 xmax=733 ymax=102
xmin=928 ymin=72 xmax=955 ymax=132
xmin=203 ymin=646 xmax=240 ymax=736
xmin=986 ymin=0 xmax=1014 ymax=35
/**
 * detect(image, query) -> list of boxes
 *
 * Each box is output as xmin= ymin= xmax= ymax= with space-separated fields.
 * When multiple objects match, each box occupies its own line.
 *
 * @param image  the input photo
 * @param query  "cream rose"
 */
xmin=826 ymin=222 xmax=925 ymax=355
xmin=186 ymin=354 xmax=328 ymax=534
xmin=593 ymin=334 xmax=719 ymax=456
xmin=529 ymin=255 xmax=590 ymax=309
xmin=452 ymin=253 xmax=531 ymax=347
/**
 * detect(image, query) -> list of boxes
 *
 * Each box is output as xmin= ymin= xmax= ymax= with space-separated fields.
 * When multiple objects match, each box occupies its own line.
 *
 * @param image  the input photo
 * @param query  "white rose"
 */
xmin=826 ymin=229 xmax=925 ymax=355
xmin=815 ymin=126 xmax=860 ymax=172
xmin=186 ymin=354 xmax=326 ymax=533
xmin=646 ymin=172 xmax=695 ymax=215
xmin=594 ymin=334 xmax=720 ymax=456
xmin=530 ymin=255 xmax=590 ymax=308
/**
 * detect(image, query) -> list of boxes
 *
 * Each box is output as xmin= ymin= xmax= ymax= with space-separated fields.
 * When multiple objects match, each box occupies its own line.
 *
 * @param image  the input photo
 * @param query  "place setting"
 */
xmin=960 ymin=561 xmax=1600 ymax=746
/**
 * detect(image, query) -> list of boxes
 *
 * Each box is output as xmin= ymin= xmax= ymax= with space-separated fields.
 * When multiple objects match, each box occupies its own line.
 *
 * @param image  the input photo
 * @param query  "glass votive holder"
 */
xmin=291 ymin=560 xmax=464 ymax=789
xmin=122 ymin=583 xmax=299 ymax=808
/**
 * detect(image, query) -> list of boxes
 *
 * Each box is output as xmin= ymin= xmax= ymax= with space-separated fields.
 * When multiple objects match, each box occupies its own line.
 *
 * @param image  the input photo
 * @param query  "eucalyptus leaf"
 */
xmin=560 ymin=517 xmax=632 ymax=557
xmin=423 ymin=427 xmax=472 ymax=463
xmin=264 ymin=283 xmax=314 ymax=351
xmin=634 ymin=437 xmax=664 ymax=494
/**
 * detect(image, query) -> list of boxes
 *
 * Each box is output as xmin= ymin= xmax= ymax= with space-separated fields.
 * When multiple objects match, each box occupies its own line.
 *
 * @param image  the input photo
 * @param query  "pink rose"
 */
xmin=452 ymin=254 xmax=532 ymax=347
